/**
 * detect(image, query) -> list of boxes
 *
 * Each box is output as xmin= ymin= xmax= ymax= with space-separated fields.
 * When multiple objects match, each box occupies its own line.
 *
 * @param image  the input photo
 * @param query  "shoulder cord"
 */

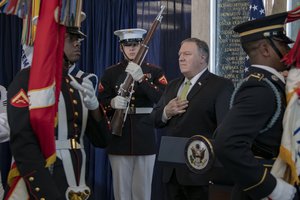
xmin=230 ymin=78 xmax=281 ymax=134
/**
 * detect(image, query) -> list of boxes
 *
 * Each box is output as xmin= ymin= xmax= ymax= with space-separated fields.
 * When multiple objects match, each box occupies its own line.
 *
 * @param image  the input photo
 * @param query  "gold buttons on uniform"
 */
xmin=69 ymin=88 xmax=74 ymax=93
xmin=131 ymin=97 xmax=135 ymax=100
xmin=73 ymin=100 xmax=78 ymax=105
xmin=29 ymin=177 xmax=34 ymax=181
xmin=74 ymin=112 xmax=79 ymax=116
xmin=40 ymin=198 xmax=45 ymax=200
xmin=74 ymin=123 xmax=78 ymax=128
xmin=65 ymin=78 xmax=69 ymax=83
xmin=35 ymin=187 xmax=40 ymax=192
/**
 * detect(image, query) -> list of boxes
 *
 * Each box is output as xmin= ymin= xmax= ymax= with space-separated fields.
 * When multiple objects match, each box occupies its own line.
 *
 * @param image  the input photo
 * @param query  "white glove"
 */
xmin=268 ymin=178 xmax=296 ymax=200
xmin=125 ymin=62 xmax=144 ymax=82
xmin=0 ymin=113 xmax=9 ymax=143
xmin=111 ymin=96 xmax=128 ymax=109
xmin=70 ymin=75 xmax=99 ymax=110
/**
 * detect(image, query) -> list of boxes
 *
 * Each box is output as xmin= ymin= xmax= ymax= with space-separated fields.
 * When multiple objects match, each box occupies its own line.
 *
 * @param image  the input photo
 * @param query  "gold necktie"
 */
xmin=180 ymin=80 xmax=191 ymax=100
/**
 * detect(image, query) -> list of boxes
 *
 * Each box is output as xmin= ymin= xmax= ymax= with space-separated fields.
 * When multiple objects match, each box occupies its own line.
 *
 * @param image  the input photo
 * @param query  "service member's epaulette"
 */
xmin=230 ymin=72 xmax=282 ymax=134
xmin=246 ymin=72 xmax=264 ymax=81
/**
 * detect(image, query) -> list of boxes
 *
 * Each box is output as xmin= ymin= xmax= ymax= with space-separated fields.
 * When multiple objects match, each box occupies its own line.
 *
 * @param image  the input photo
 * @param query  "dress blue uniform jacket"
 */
xmin=98 ymin=60 xmax=167 ymax=155
xmin=7 ymin=67 xmax=110 ymax=200
xmin=214 ymin=66 xmax=286 ymax=199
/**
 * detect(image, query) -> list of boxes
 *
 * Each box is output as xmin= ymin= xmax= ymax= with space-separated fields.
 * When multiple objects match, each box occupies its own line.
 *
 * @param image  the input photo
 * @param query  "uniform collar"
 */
xmin=68 ymin=64 xmax=76 ymax=74
xmin=251 ymin=65 xmax=285 ymax=84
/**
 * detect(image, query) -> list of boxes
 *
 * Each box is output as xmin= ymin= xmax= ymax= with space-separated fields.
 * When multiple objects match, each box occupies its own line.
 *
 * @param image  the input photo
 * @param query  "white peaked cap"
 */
xmin=114 ymin=28 xmax=147 ymax=42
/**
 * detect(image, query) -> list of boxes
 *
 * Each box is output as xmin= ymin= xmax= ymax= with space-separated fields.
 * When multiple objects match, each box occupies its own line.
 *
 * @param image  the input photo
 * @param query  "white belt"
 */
xmin=56 ymin=139 xmax=82 ymax=150
xmin=128 ymin=107 xmax=153 ymax=114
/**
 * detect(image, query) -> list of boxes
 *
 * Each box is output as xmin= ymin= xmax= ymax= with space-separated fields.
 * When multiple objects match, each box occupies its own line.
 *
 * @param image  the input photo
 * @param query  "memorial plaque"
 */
xmin=213 ymin=0 xmax=249 ymax=85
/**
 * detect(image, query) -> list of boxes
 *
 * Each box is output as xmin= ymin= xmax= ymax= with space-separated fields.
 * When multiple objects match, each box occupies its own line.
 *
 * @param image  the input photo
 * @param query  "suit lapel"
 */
xmin=187 ymin=70 xmax=211 ymax=100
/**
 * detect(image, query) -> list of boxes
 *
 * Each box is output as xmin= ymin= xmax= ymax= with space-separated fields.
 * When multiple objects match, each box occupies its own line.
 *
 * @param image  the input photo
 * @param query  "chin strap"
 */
xmin=120 ymin=44 xmax=132 ymax=61
xmin=266 ymin=38 xmax=284 ymax=59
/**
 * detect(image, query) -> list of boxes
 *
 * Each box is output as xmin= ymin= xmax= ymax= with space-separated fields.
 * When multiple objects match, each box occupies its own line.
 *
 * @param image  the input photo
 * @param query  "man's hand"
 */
xmin=70 ymin=75 xmax=99 ymax=110
xmin=111 ymin=96 xmax=128 ymax=109
xmin=125 ymin=62 xmax=144 ymax=82
xmin=164 ymin=97 xmax=189 ymax=118
xmin=0 ymin=113 xmax=9 ymax=143
xmin=268 ymin=178 xmax=296 ymax=200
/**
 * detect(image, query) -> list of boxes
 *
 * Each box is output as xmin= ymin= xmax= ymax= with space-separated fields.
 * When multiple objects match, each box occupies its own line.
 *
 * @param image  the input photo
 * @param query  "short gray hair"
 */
xmin=181 ymin=38 xmax=209 ymax=64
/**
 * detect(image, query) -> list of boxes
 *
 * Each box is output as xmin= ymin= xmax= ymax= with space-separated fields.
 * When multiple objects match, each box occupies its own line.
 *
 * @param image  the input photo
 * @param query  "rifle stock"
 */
xmin=111 ymin=5 xmax=165 ymax=136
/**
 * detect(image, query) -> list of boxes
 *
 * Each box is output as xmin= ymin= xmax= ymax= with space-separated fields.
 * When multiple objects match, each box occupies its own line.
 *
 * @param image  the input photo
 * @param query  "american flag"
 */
xmin=245 ymin=0 xmax=265 ymax=72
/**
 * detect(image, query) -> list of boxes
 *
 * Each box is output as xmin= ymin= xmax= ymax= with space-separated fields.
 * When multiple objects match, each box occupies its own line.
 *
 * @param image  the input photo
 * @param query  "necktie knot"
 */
xmin=180 ymin=80 xmax=191 ymax=100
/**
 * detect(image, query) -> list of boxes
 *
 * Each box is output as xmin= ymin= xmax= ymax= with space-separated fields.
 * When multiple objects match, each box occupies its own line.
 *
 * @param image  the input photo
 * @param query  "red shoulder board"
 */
xmin=10 ymin=89 xmax=29 ymax=108
xmin=158 ymin=75 xmax=168 ymax=85
xmin=98 ymin=82 xmax=104 ymax=93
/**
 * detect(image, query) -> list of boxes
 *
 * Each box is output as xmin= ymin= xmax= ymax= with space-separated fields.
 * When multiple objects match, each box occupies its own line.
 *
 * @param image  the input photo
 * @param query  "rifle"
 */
xmin=111 ymin=5 xmax=165 ymax=136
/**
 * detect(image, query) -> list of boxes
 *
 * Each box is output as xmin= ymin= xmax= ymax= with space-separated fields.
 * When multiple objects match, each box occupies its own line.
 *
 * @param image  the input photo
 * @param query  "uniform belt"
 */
xmin=127 ymin=107 xmax=153 ymax=114
xmin=56 ymin=139 xmax=82 ymax=150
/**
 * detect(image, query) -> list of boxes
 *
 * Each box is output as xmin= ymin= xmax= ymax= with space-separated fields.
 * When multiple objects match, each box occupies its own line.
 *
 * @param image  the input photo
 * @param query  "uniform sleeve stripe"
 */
xmin=243 ymin=168 xmax=267 ymax=191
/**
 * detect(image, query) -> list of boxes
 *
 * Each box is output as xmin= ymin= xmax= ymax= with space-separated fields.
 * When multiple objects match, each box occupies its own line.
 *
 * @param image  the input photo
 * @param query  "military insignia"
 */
xmin=158 ymin=75 xmax=168 ymax=85
xmin=271 ymin=75 xmax=279 ymax=81
xmin=10 ymin=89 xmax=29 ymax=108
xmin=98 ymin=82 xmax=104 ymax=93
xmin=184 ymin=135 xmax=215 ymax=174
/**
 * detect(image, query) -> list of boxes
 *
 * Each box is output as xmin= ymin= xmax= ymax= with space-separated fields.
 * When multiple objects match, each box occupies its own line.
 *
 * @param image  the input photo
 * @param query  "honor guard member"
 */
xmin=6 ymin=12 xmax=110 ymax=200
xmin=214 ymin=12 xmax=296 ymax=200
xmin=98 ymin=28 xmax=167 ymax=200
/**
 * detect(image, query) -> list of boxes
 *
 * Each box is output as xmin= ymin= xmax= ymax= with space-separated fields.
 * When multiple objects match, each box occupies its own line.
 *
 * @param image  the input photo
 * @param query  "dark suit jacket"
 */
xmin=152 ymin=69 xmax=234 ymax=185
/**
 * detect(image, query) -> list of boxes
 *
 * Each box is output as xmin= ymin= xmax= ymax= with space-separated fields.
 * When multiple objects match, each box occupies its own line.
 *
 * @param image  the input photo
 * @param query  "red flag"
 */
xmin=28 ymin=0 xmax=65 ymax=167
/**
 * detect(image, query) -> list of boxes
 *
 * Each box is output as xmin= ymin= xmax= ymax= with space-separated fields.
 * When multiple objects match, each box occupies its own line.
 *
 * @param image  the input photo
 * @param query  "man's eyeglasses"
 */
xmin=122 ymin=42 xmax=140 ymax=47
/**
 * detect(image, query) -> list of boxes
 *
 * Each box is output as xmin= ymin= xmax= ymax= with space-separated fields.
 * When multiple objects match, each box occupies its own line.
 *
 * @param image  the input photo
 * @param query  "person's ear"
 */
xmin=258 ymin=40 xmax=271 ymax=57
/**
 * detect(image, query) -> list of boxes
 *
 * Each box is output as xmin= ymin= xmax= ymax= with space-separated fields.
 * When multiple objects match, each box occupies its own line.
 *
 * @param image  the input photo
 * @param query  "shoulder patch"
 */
xmin=158 ymin=75 xmax=168 ymax=85
xmin=10 ymin=89 xmax=29 ymax=108
xmin=247 ymin=73 xmax=264 ymax=81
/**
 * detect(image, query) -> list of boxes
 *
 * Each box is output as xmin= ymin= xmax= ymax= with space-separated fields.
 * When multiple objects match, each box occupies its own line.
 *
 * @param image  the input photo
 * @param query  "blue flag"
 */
xmin=245 ymin=0 xmax=266 ymax=72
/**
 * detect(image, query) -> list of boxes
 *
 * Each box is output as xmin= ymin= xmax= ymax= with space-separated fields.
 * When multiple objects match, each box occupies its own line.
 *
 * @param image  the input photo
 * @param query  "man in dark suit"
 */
xmin=214 ymin=12 xmax=296 ymax=200
xmin=152 ymin=38 xmax=234 ymax=200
